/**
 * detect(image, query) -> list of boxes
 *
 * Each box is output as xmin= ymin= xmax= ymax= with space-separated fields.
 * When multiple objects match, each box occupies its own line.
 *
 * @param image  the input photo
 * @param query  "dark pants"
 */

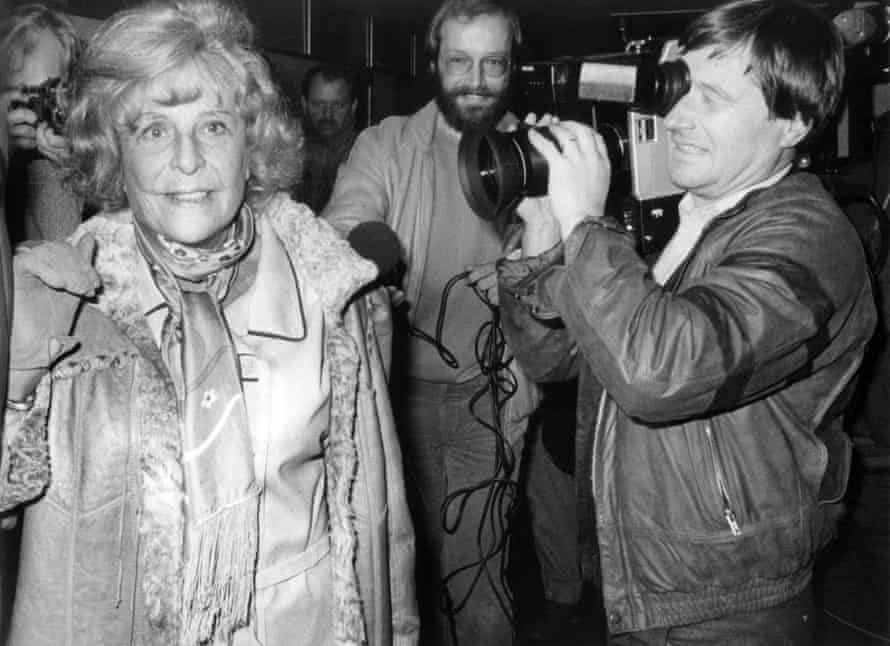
xmin=397 ymin=376 xmax=523 ymax=646
xmin=609 ymin=587 xmax=814 ymax=646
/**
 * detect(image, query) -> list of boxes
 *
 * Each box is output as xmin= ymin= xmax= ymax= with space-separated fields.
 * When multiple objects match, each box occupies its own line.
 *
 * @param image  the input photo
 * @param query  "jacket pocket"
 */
xmin=42 ymin=358 xmax=137 ymax=608
xmin=47 ymin=358 xmax=135 ymax=512
xmin=704 ymin=423 xmax=742 ymax=536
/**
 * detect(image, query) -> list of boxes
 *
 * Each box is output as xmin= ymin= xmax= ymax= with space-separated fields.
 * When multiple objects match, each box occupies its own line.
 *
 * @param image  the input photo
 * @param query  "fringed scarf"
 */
xmin=77 ymin=195 xmax=377 ymax=645
xmin=134 ymin=206 xmax=259 ymax=645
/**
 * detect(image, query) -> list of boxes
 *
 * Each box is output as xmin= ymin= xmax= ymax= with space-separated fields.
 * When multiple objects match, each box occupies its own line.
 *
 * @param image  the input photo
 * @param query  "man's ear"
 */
xmin=780 ymin=113 xmax=811 ymax=149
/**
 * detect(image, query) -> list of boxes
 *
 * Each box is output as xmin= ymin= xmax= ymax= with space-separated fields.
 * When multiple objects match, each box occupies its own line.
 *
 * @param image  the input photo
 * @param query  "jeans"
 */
xmin=397 ymin=376 xmax=524 ymax=646
xmin=609 ymin=586 xmax=815 ymax=645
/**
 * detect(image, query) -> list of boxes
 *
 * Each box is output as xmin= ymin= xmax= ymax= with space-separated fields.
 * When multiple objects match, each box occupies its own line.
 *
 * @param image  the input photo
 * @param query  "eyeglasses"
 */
xmin=441 ymin=54 xmax=511 ymax=78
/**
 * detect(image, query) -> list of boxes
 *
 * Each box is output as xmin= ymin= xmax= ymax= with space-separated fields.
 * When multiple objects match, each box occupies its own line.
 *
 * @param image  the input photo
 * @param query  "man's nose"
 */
xmin=664 ymin=92 xmax=694 ymax=131
xmin=471 ymin=62 xmax=487 ymax=89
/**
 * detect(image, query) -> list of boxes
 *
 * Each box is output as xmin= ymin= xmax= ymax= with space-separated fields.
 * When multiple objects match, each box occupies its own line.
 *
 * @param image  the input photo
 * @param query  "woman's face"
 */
xmin=119 ymin=70 xmax=249 ymax=247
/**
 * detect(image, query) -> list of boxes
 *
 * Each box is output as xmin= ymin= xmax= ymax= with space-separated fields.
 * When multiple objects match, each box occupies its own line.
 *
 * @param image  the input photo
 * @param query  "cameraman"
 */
xmin=497 ymin=0 xmax=876 ymax=643
xmin=0 ymin=4 xmax=83 ymax=244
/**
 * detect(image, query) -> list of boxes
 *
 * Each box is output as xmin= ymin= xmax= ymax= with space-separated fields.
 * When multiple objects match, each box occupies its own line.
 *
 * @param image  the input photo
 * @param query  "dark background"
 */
xmin=37 ymin=0 xmax=856 ymax=126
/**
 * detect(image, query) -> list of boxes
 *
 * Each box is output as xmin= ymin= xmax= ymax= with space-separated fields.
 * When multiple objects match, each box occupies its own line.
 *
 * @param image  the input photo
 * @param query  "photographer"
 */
xmin=0 ymin=4 xmax=83 ymax=244
xmin=497 ymin=0 xmax=876 ymax=643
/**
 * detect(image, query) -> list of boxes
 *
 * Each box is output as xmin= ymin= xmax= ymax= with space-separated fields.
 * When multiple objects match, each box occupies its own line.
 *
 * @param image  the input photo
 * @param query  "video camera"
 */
xmin=9 ymin=77 xmax=69 ymax=134
xmin=457 ymin=41 xmax=687 ymax=255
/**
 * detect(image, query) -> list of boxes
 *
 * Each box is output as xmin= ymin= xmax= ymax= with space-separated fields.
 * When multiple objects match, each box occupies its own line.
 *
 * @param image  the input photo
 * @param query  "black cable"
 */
xmin=408 ymin=270 xmax=520 ymax=643
xmin=407 ymin=271 xmax=468 ymax=369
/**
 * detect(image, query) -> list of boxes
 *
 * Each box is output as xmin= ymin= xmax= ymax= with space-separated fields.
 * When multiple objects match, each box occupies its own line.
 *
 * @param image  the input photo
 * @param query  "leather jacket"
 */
xmin=498 ymin=172 xmax=876 ymax=633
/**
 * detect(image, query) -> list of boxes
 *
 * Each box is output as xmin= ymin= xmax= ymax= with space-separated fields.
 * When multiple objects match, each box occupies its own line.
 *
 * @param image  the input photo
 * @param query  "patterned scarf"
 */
xmin=134 ymin=206 xmax=259 ymax=645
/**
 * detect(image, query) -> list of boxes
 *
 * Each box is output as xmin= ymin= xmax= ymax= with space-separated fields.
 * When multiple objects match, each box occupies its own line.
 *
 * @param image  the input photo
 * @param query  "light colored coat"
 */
xmin=0 ymin=194 xmax=418 ymax=646
xmin=323 ymin=101 xmax=538 ymax=442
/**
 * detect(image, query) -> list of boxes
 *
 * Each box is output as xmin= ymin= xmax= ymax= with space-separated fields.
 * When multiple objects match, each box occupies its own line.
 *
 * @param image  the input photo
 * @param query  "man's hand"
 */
xmin=9 ymin=234 xmax=101 ymax=402
xmin=466 ymin=262 xmax=502 ymax=307
xmin=523 ymin=115 xmax=612 ymax=241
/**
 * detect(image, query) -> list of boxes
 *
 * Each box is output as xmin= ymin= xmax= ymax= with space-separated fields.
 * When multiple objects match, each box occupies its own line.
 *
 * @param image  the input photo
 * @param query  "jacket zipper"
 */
xmin=591 ymin=389 xmax=608 ymax=521
xmin=705 ymin=424 xmax=742 ymax=536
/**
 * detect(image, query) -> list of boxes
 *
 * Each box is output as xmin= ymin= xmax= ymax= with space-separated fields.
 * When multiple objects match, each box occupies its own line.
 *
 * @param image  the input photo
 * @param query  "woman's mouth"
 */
xmin=168 ymin=191 xmax=211 ymax=202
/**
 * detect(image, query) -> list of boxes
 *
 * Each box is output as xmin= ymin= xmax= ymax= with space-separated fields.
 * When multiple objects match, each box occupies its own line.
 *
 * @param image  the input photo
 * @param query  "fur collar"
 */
xmin=70 ymin=194 xmax=376 ymax=645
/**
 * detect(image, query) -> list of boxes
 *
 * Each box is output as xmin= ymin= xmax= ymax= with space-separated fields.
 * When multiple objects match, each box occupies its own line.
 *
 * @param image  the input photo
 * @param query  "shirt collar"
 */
xmin=679 ymin=164 xmax=792 ymax=223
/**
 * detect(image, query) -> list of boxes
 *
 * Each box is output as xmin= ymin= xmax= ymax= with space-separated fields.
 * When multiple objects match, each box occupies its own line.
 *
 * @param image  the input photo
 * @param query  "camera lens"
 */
xmin=458 ymin=127 xmax=550 ymax=220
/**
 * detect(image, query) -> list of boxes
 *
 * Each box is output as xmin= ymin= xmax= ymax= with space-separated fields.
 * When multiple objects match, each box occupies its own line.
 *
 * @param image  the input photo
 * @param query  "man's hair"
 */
xmin=300 ymin=64 xmax=357 ymax=102
xmin=424 ymin=0 xmax=522 ymax=60
xmin=680 ymin=0 xmax=844 ymax=140
xmin=0 ymin=3 xmax=81 ymax=82
xmin=65 ymin=0 xmax=301 ymax=210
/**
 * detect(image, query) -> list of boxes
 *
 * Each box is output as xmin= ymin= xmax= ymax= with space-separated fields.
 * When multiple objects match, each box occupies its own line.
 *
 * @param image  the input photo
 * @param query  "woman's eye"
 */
xmin=204 ymin=120 xmax=230 ymax=136
xmin=139 ymin=123 xmax=168 ymax=140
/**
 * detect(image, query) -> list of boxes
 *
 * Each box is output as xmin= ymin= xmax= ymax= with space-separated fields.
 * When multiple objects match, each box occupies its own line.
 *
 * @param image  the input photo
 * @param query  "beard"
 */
xmin=435 ymin=78 xmax=511 ymax=134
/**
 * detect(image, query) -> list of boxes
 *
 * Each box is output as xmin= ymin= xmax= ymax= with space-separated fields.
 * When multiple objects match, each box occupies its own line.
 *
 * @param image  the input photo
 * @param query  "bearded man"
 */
xmin=322 ymin=2 xmax=539 ymax=644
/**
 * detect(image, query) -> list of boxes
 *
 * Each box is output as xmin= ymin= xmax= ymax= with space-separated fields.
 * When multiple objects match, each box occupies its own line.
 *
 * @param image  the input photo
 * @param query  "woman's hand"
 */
xmin=8 ymin=234 xmax=101 ymax=402
xmin=35 ymin=122 xmax=68 ymax=166
xmin=3 ymin=88 xmax=39 ymax=152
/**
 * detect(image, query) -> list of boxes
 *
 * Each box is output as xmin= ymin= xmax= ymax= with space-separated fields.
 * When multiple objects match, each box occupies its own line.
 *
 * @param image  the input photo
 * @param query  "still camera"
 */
xmin=9 ymin=77 xmax=69 ymax=134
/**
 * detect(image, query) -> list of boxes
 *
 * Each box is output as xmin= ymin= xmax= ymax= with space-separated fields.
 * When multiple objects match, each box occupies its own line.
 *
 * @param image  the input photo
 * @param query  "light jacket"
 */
xmin=0 ymin=194 xmax=419 ymax=646
xmin=498 ymin=172 xmax=877 ymax=633
xmin=323 ymin=100 xmax=538 ymax=442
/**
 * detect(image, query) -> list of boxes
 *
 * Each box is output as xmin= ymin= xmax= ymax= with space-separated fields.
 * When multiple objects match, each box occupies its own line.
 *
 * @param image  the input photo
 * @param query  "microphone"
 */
xmin=346 ymin=221 xmax=403 ymax=279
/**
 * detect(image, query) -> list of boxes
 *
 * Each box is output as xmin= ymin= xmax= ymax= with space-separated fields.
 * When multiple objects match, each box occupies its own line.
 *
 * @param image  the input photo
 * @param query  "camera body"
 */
xmin=10 ymin=77 xmax=68 ymax=134
xmin=457 ymin=43 xmax=686 ymax=256
xmin=520 ymin=45 xmax=687 ymax=255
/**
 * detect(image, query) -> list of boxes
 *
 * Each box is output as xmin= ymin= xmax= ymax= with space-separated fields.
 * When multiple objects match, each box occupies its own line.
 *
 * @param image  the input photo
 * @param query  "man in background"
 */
xmin=323 ymin=1 xmax=539 ymax=643
xmin=298 ymin=64 xmax=358 ymax=212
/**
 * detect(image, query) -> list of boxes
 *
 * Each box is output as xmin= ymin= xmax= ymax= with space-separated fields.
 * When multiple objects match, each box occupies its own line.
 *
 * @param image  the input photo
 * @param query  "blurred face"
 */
xmin=118 ymin=68 xmax=249 ymax=248
xmin=434 ymin=13 xmax=512 ymax=133
xmin=301 ymin=77 xmax=355 ymax=140
xmin=6 ymin=28 xmax=66 ymax=150
xmin=8 ymin=27 xmax=66 ymax=87
xmin=663 ymin=45 xmax=807 ymax=207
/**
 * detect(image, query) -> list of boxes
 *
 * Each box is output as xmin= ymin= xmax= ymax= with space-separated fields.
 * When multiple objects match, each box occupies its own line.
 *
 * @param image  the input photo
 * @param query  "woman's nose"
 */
xmin=172 ymin=133 xmax=205 ymax=174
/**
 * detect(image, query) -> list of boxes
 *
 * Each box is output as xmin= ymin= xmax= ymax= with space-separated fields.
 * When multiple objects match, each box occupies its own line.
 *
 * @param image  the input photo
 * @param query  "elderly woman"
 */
xmin=0 ymin=1 xmax=417 ymax=645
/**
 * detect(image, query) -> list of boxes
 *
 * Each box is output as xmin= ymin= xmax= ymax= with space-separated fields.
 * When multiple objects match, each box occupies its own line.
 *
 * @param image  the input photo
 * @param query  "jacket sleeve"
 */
xmin=0 ymin=376 xmax=51 ymax=511
xmin=512 ymin=202 xmax=872 ymax=424
xmin=322 ymin=126 xmax=393 ymax=237
xmin=498 ymin=242 xmax=583 ymax=384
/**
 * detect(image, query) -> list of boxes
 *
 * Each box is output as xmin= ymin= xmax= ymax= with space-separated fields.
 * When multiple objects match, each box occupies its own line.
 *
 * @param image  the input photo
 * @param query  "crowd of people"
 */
xmin=0 ymin=0 xmax=879 ymax=645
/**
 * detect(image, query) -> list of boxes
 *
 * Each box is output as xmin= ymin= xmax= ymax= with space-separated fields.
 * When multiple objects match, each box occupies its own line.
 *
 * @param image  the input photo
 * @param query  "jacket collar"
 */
xmin=78 ymin=194 xmax=375 ymax=339
xmin=132 ymin=214 xmax=307 ymax=342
